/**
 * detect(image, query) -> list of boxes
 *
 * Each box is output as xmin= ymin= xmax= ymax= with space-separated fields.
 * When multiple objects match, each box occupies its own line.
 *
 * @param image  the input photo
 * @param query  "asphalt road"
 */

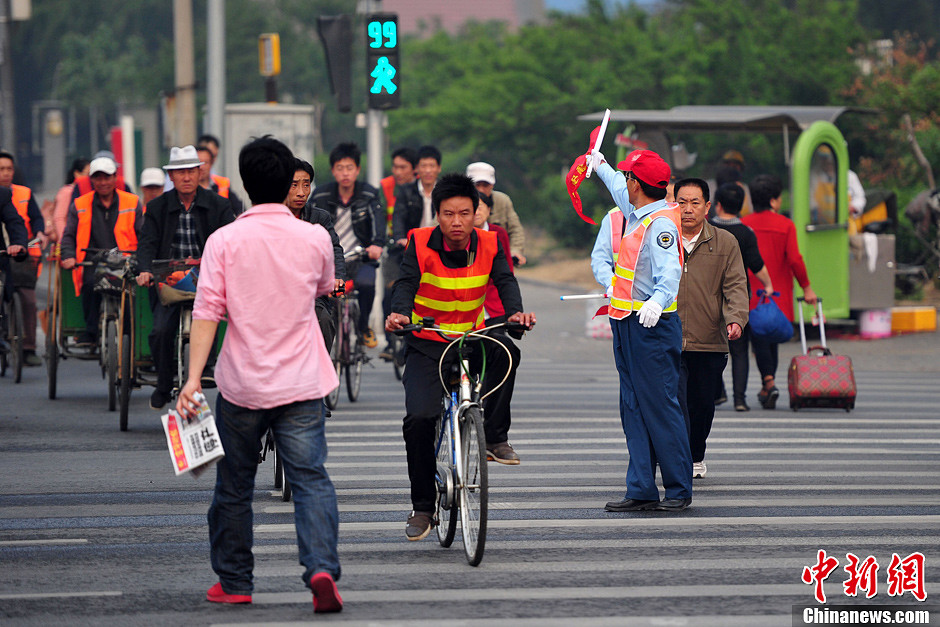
xmin=1 ymin=278 xmax=939 ymax=626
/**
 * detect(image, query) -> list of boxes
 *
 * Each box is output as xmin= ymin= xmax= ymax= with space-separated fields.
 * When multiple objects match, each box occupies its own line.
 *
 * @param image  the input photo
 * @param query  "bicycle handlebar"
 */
xmin=392 ymin=318 xmax=530 ymax=339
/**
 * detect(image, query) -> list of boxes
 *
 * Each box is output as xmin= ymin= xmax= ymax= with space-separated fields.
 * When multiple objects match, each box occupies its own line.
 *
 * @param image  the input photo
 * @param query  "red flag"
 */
xmin=588 ymin=125 xmax=601 ymax=152
xmin=593 ymin=304 xmax=608 ymax=318
xmin=566 ymin=153 xmax=596 ymax=225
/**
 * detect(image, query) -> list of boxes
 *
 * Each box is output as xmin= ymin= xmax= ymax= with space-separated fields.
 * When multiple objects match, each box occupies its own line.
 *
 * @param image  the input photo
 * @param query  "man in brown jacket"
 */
xmin=674 ymin=178 xmax=749 ymax=479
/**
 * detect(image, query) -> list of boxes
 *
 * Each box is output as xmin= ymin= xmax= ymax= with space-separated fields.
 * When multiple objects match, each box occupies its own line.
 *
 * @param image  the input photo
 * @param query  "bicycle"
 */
xmin=259 ymin=428 xmax=291 ymax=502
xmin=0 ymin=248 xmax=27 ymax=382
xmin=325 ymin=247 xmax=371 ymax=410
xmin=393 ymin=317 xmax=528 ymax=566
xmin=150 ymin=258 xmax=202 ymax=401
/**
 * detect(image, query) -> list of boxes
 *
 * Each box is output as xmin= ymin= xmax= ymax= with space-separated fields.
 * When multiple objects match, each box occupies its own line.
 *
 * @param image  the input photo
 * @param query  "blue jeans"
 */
xmin=208 ymin=395 xmax=340 ymax=594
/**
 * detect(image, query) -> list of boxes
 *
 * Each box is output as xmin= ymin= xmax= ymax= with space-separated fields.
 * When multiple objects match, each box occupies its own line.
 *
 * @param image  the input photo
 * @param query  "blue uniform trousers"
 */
xmin=611 ymin=313 xmax=692 ymax=501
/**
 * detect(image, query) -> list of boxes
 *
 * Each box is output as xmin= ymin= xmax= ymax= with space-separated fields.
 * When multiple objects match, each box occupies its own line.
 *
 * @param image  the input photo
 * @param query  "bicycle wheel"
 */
xmin=270 ymin=435 xmax=282 ymax=489
xmin=325 ymin=336 xmax=341 ymax=409
xmin=324 ymin=302 xmax=342 ymax=409
xmin=281 ymin=468 xmax=292 ymax=502
xmin=345 ymin=300 xmax=362 ymax=401
xmin=435 ymin=410 xmax=458 ymax=548
xmin=106 ymin=319 xmax=117 ymax=411
xmin=393 ymin=336 xmax=405 ymax=381
xmin=10 ymin=291 xmax=24 ymax=383
xmin=119 ymin=333 xmax=132 ymax=431
xmin=46 ymin=301 xmax=58 ymax=399
xmin=458 ymin=406 xmax=488 ymax=566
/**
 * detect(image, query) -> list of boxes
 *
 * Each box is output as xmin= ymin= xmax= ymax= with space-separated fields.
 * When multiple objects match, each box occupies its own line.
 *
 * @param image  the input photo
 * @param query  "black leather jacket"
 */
xmin=307 ymin=181 xmax=385 ymax=257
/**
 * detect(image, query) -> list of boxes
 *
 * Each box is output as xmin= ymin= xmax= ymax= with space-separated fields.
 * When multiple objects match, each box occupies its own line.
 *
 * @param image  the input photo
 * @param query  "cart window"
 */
xmin=809 ymin=144 xmax=839 ymax=226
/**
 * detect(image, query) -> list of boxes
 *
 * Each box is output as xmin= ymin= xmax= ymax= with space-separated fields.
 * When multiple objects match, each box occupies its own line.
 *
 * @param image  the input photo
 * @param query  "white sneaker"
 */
xmin=692 ymin=461 xmax=707 ymax=478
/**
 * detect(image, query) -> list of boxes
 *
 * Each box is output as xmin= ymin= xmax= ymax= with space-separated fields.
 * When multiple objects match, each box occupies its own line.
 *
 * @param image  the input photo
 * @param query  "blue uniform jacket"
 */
xmin=596 ymin=162 xmax=681 ymax=312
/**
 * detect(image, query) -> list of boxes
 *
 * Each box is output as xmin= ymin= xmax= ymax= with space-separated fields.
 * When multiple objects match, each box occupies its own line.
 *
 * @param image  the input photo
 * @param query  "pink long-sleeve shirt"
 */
xmin=193 ymin=203 xmax=337 ymax=409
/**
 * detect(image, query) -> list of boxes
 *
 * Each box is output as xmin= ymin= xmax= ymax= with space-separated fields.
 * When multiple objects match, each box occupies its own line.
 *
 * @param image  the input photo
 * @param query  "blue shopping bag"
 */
xmin=749 ymin=290 xmax=793 ymax=343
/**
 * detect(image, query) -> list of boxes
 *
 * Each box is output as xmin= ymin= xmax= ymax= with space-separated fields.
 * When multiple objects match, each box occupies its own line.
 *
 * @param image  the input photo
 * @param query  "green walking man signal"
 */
xmin=366 ymin=13 xmax=400 ymax=110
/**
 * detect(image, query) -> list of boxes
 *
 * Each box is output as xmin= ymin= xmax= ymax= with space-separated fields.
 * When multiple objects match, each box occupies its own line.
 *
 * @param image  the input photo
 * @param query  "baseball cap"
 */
xmin=88 ymin=157 xmax=117 ymax=176
xmin=140 ymin=167 xmax=165 ymax=188
xmin=616 ymin=150 xmax=671 ymax=189
xmin=722 ymin=149 xmax=745 ymax=165
xmin=466 ymin=162 xmax=496 ymax=185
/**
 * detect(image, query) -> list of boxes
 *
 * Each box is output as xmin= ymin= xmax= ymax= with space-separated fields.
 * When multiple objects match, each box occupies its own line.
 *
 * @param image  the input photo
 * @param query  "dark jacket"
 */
xmin=392 ymin=227 xmax=522 ymax=358
xmin=137 ymin=187 xmax=235 ymax=273
xmin=308 ymin=181 xmax=385 ymax=252
xmin=1 ymin=187 xmax=28 ymax=295
xmin=392 ymin=180 xmax=424 ymax=242
xmin=302 ymin=204 xmax=346 ymax=280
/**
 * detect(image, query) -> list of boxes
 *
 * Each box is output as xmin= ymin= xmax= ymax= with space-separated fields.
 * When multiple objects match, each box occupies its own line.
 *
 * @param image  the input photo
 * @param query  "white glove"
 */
xmin=590 ymin=150 xmax=605 ymax=172
xmin=605 ymin=284 xmax=614 ymax=298
xmin=637 ymin=300 xmax=663 ymax=328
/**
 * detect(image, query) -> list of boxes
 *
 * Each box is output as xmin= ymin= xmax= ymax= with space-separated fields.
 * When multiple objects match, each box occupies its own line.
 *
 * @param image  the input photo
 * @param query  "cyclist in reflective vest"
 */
xmin=0 ymin=151 xmax=50 ymax=366
xmin=385 ymin=173 xmax=535 ymax=542
xmin=60 ymin=157 xmax=142 ymax=346
xmin=588 ymin=148 xmax=693 ymax=513
xmin=196 ymin=144 xmax=245 ymax=215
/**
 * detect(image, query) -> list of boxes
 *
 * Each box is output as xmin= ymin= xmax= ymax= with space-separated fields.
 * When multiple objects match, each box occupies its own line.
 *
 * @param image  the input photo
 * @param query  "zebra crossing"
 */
xmin=2 ymin=347 xmax=939 ymax=625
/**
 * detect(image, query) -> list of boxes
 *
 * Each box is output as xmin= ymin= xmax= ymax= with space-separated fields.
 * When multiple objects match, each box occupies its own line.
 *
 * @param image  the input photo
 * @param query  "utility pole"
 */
xmin=0 ymin=0 xmax=16 ymax=151
xmin=173 ymin=0 xmax=197 ymax=146
xmin=206 ymin=0 xmax=225 ymax=170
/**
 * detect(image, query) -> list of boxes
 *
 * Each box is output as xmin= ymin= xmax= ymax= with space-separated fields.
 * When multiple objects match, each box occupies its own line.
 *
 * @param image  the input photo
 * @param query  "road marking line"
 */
xmin=247 ymin=582 xmax=940 ymax=604
xmin=250 ymin=534 xmax=940 ymax=554
xmin=254 ymin=514 xmax=940 ymax=535
xmin=0 ymin=538 xmax=88 ymax=546
xmin=0 ymin=591 xmax=122 ymax=600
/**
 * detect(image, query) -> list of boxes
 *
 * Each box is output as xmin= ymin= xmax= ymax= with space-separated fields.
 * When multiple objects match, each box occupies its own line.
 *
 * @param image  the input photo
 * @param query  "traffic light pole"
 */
xmin=364 ymin=0 xmax=384 ymax=188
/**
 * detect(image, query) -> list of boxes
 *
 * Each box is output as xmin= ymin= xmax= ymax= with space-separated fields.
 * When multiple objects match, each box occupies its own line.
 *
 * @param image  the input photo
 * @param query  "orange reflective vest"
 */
xmin=608 ymin=207 xmax=625 ymax=265
xmin=211 ymin=174 xmax=230 ymax=198
xmin=410 ymin=227 xmax=498 ymax=342
xmin=12 ymin=184 xmax=42 ymax=259
xmin=381 ymin=176 xmax=396 ymax=235
xmin=72 ymin=190 xmax=139 ymax=295
xmin=608 ymin=203 xmax=682 ymax=320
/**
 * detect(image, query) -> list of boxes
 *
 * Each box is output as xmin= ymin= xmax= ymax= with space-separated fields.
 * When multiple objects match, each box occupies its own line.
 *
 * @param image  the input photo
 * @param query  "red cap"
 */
xmin=617 ymin=150 xmax=671 ymax=189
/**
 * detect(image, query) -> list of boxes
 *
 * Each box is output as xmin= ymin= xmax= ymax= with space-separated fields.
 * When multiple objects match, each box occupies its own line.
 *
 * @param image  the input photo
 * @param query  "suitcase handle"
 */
xmin=806 ymin=345 xmax=833 ymax=357
xmin=796 ymin=296 xmax=826 ymax=355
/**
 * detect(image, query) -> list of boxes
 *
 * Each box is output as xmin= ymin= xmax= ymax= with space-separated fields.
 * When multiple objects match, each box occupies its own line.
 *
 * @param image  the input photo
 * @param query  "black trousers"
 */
xmin=750 ymin=333 xmax=779 ymax=382
xmin=149 ymin=296 xmax=217 ymax=394
xmin=400 ymin=334 xmax=520 ymax=512
xmin=315 ymin=296 xmax=335 ymax=352
xmin=679 ymin=351 xmax=727 ymax=463
xmin=80 ymin=283 xmax=101 ymax=340
xmin=726 ymin=325 xmax=751 ymax=403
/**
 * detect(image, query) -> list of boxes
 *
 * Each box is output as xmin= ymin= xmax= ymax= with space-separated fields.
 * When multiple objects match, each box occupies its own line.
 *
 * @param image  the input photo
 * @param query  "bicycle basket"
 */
xmin=92 ymin=249 xmax=129 ymax=295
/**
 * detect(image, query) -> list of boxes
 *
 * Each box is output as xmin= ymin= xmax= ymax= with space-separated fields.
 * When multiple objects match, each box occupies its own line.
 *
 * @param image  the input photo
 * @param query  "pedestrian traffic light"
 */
xmin=365 ymin=13 xmax=400 ymax=110
xmin=317 ymin=15 xmax=352 ymax=113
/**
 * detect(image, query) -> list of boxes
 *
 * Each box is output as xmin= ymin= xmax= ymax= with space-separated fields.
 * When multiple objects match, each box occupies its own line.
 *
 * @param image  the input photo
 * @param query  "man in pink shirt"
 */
xmin=176 ymin=136 xmax=343 ymax=613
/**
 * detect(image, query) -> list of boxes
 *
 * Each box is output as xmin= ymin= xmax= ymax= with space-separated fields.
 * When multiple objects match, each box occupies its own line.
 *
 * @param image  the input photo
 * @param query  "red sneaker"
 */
xmin=206 ymin=582 xmax=252 ymax=604
xmin=310 ymin=572 xmax=343 ymax=613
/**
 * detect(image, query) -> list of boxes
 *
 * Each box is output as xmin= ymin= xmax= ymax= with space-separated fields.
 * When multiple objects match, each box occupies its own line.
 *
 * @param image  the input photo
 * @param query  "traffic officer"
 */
xmin=60 ymin=157 xmax=143 ymax=347
xmin=589 ymin=148 xmax=692 ymax=512
xmin=385 ymin=173 xmax=536 ymax=541
xmin=0 ymin=151 xmax=49 ymax=366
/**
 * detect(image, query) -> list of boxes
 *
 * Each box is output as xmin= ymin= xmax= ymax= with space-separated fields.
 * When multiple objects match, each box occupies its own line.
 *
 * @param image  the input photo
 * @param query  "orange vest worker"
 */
xmin=71 ymin=190 xmax=139 ymax=295
xmin=409 ymin=227 xmax=498 ymax=342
